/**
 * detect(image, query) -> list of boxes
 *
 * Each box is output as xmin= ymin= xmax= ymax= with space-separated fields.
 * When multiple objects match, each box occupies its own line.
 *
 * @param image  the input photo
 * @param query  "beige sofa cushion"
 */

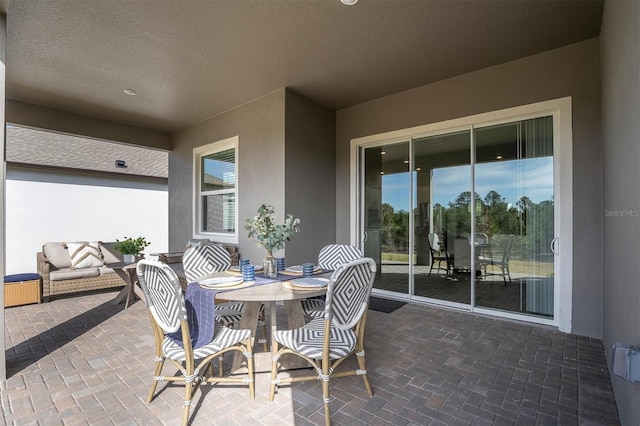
xmin=98 ymin=266 xmax=118 ymax=276
xmin=68 ymin=241 xmax=105 ymax=269
xmin=43 ymin=242 xmax=72 ymax=269
xmin=50 ymin=267 xmax=100 ymax=281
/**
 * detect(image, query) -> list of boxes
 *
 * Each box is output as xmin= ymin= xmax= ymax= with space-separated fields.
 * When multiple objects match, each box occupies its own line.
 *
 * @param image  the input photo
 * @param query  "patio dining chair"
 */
xmin=136 ymin=260 xmax=255 ymax=426
xmin=428 ymin=232 xmax=451 ymax=276
xmin=269 ymin=257 xmax=376 ymax=426
xmin=301 ymin=244 xmax=364 ymax=319
xmin=183 ymin=241 xmax=269 ymax=358
xmin=478 ymin=234 xmax=515 ymax=284
xmin=183 ymin=240 xmax=232 ymax=283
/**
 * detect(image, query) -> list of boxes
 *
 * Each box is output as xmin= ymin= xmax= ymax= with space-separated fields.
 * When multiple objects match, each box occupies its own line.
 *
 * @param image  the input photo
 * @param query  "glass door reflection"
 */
xmin=361 ymin=116 xmax=555 ymax=320
xmin=474 ymin=117 xmax=555 ymax=318
xmin=363 ymin=142 xmax=410 ymax=294
xmin=413 ymin=131 xmax=472 ymax=305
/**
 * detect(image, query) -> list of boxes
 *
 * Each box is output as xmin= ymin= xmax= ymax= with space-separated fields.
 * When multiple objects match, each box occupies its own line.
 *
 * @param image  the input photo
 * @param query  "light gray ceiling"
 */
xmin=4 ymin=0 xmax=603 ymax=134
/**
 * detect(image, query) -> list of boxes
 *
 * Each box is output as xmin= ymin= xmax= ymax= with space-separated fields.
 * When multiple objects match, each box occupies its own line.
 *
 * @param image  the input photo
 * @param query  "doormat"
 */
xmin=368 ymin=297 xmax=406 ymax=313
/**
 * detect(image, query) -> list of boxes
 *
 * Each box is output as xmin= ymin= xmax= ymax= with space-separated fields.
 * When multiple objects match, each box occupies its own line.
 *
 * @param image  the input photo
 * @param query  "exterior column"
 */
xmin=0 ymin=11 xmax=7 ymax=382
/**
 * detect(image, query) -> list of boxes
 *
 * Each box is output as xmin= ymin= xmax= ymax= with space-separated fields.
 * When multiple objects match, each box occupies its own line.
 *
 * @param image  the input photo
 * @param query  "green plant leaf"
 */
xmin=245 ymin=204 xmax=300 ymax=254
xmin=114 ymin=236 xmax=150 ymax=254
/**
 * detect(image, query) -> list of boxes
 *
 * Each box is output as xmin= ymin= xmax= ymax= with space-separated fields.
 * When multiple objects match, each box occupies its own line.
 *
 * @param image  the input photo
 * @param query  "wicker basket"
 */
xmin=5 ymin=275 xmax=41 ymax=307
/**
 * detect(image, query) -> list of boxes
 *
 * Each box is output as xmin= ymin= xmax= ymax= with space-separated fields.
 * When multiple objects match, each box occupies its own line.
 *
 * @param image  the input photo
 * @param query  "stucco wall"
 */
xmin=169 ymin=88 xmax=337 ymax=266
xmin=601 ymin=0 xmax=640 ymax=424
xmin=169 ymin=89 xmax=287 ymax=263
xmin=6 ymin=167 xmax=168 ymax=275
xmin=336 ymin=39 xmax=603 ymax=338
xmin=284 ymin=90 xmax=336 ymax=265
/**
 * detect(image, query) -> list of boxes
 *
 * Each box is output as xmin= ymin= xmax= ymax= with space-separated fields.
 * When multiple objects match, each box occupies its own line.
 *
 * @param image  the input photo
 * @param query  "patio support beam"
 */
xmin=5 ymin=100 xmax=172 ymax=151
xmin=0 ymin=10 xmax=7 ymax=382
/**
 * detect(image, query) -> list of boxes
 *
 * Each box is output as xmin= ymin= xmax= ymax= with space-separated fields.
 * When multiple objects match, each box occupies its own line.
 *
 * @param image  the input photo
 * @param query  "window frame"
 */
xmin=193 ymin=136 xmax=239 ymax=244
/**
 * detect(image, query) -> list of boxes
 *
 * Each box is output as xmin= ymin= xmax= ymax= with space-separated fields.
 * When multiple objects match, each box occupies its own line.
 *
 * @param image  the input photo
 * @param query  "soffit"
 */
xmin=5 ymin=0 xmax=603 ymax=133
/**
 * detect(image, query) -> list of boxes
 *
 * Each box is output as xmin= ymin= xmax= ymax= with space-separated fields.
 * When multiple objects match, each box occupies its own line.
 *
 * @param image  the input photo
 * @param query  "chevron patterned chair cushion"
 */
xmin=270 ymin=257 xmax=376 ymax=425
xmin=182 ymin=242 xmax=267 ymax=351
xmin=136 ymin=260 xmax=255 ymax=425
xmin=162 ymin=322 xmax=251 ymax=361
xmin=302 ymin=244 xmax=364 ymax=319
xmin=183 ymin=242 xmax=231 ymax=283
xmin=317 ymin=244 xmax=364 ymax=270
xmin=273 ymin=317 xmax=357 ymax=359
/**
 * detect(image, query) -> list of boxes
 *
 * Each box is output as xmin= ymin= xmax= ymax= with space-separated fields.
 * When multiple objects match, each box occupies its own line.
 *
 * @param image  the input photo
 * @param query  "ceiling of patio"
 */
xmin=4 ymin=0 xmax=603 ymax=133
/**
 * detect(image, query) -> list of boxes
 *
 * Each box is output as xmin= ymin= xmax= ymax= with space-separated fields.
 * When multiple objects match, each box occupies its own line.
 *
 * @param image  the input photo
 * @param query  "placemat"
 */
xmin=282 ymin=278 xmax=329 ymax=291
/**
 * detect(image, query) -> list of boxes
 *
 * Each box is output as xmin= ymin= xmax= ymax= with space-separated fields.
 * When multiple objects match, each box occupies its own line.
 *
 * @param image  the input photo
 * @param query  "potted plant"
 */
xmin=245 ymin=204 xmax=300 ymax=277
xmin=114 ymin=236 xmax=150 ymax=263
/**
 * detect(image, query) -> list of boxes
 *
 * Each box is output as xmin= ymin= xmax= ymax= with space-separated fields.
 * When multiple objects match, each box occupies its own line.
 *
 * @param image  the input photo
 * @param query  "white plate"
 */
xmin=289 ymin=277 xmax=329 ymax=288
xmin=285 ymin=265 xmax=320 ymax=273
xmin=199 ymin=276 xmax=244 ymax=288
xmin=230 ymin=265 xmax=264 ymax=272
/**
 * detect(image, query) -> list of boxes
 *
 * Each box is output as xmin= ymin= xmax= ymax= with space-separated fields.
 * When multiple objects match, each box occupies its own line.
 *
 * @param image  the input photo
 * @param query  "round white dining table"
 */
xmin=214 ymin=277 xmax=328 ymax=373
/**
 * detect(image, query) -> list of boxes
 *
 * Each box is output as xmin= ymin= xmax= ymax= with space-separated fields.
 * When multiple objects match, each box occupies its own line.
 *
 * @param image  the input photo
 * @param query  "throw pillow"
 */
xmin=67 ymin=241 xmax=105 ymax=269
xmin=43 ymin=242 xmax=72 ymax=269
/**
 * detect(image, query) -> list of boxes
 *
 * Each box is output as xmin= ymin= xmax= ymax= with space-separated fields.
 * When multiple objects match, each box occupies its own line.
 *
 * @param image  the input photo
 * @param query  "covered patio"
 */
xmin=1 ymin=290 xmax=619 ymax=425
xmin=1 ymin=1 xmax=639 ymax=423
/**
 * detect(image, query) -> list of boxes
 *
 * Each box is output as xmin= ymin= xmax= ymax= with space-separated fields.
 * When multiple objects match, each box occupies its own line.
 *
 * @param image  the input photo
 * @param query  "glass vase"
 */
xmin=263 ymin=254 xmax=277 ymax=278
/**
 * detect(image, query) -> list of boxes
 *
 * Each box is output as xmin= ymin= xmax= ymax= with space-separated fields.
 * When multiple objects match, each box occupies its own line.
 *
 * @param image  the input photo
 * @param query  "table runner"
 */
xmin=227 ymin=268 xmax=332 ymax=282
xmin=168 ymin=276 xmax=274 ymax=349
xmin=259 ymin=269 xmax=332 ymax=282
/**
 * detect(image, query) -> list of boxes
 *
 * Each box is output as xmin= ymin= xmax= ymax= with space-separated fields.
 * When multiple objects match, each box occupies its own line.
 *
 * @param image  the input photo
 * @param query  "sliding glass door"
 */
xmin=413 ymin=131 xmax=471 ymax=306
xmin=363 ymin=142 xmax=410 ymax=294
xmin=473 ymin=117 xmax=554 ymax=316
xmin=357 ymin=106 xmax=561 ymax=323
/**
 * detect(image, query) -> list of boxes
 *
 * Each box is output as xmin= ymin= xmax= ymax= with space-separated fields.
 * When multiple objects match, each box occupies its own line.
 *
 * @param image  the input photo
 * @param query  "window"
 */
xmin=194 ymin=136 xmax=238 ymax=243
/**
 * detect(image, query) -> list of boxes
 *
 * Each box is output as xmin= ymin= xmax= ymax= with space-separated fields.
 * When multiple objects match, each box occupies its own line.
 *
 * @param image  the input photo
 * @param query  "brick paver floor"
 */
xmin=1 ymin=290 xmax=620 ymax=425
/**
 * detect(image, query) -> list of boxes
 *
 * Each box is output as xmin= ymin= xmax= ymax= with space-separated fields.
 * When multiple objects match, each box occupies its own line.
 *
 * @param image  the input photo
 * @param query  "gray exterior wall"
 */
xmin=284 ymin=90 xmax=336 ymax=265
xmin=169 ymin=88 xmax=336 ymax=266
xmin=600 ymin=1 xmax=640 ymax=424
xmin=336 ymin=38 xmax=603 ymax=338
xmin=169 ymin=89 xmax=286 ymax=261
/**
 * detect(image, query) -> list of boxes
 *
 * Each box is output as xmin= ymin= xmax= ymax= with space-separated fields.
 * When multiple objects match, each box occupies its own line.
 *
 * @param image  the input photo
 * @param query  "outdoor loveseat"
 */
xmin=37 ymin=241 xmax=127 ymax=301
xmin=37 ymin=240 xmax=241 ymax=301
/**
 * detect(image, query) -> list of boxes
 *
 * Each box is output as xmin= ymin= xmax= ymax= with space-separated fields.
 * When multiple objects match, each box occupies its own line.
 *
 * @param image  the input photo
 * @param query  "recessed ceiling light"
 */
xmin=341 ymin=0 xmax=358 ymax=5
xmin=380 ymin=171 xmax=384 ymax=175
xmin=416 ymin=167 xmax=421 ymax=171
xmin=380 ymin=151 xmax=386 ymax=155
xmin=404 ymin=160 xmax=409 ymax=164
xmin=123 ymin=89 xmax=137 ymax=96
xmin=496 ymin=155 xmax=503 ymax=160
